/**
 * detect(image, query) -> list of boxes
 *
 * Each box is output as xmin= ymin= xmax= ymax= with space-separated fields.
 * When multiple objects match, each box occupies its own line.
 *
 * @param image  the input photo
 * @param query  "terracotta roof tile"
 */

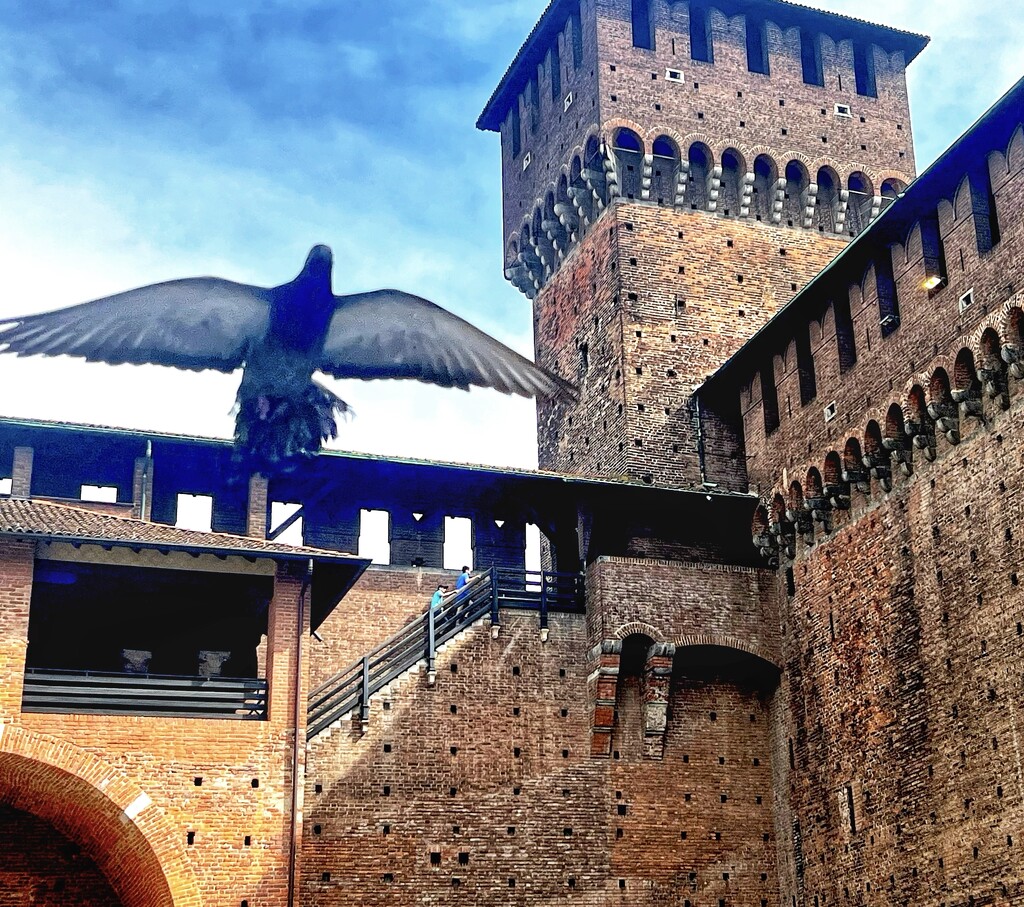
xmin=0 ymin=497 xmax=359 ymax=563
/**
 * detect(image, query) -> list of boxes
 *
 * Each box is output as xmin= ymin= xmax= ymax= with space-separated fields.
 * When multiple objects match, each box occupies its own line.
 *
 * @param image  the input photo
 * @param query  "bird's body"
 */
xmin=0 ymin=245 xmax=575 ymax=472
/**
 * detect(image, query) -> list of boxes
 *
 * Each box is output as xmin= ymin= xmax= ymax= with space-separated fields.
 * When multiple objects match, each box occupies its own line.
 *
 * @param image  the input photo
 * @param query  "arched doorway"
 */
xmin=0 ymin=802 xmax=121 ymax=905
xmin=0 ymin=730 xmax=200 ymax=907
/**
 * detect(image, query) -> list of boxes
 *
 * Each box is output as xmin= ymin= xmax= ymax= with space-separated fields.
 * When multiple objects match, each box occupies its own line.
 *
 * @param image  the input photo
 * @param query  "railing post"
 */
xmin=426 ymin=604 xmax=437 ymax=685
xmin=539 ymin=572 xmax=550 ymax=641
xmin=359 ymin=655 xmax=370 ymax=729
xmin=490 ymin=568 xmax=500 ymax=638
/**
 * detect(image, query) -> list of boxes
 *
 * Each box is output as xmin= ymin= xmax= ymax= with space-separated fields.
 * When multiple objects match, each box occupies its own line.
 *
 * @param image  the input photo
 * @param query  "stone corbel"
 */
xmin=640 ymin=153 xmax=653 ymax=200
xmin=771 ymin=177 xmax=786 ymax=223
xmin=589 ymin=639 xmax=622 ymax=757
xmin=835 ymin=189 xmax=849 ymax=233
xmin=739 ymin=171 xmax=754 ymax=217
xmin=706 ymin=164 xmax=723 ymax=212
xmin=641 ymin=643 xmax=676 ymax=760
xmin=801 ymin=182 xmax=819 ymax=228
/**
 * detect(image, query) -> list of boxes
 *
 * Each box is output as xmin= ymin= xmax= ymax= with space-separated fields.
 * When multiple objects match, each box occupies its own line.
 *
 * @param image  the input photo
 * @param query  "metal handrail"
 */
xmin=306 ymin=568 xmax=586 ymax=739
xmin=307 ymin=569 xmax=497 ymax=738
xmin=22 ymin=668 xmax=267 ymax=720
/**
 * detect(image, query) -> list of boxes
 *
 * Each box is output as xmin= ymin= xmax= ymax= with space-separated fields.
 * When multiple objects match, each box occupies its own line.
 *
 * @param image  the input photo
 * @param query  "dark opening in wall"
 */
xmin=846 ymin=784 xmax=857 ymax=832
xmin=745 ymin=18 xmax=769 ymax=74
xmin=795 ymin=324 xmax=817 ymax=404
xmin=969 ymin=164 xmax=1002 ymax=253
xmin=510 ymin=104 xmax=521 ymax=159
xmin=834 ymin=292 xmax=857 ymax=372
xmin=875 ymin=250 xmax=900 ymax=336
xmin=689 ymin=5 xmax=713 ymax=63
xmin=570 ymin=5 xmax=583 ymax=68
xmin=550 ymin=42 xmax=562 ymax=101
xmin=853 ymin=43 xmax=877 ymax=97
xmin=800 ymin=30 xmax=823 ymax=85
xmin=631 ymin=0 xmax=654 ymax=49
xmin=760 ymin=362 xmax=780 ymax=436
xmin=920 ymin=214 xmax=948 ymax=289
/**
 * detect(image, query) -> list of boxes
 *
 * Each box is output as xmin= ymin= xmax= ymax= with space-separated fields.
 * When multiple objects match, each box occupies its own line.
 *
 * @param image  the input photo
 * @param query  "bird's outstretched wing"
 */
xmin=0 ymin=278 xmax=272 ymax=373
xmin=318 ymin=290 xmax=577 ymax=400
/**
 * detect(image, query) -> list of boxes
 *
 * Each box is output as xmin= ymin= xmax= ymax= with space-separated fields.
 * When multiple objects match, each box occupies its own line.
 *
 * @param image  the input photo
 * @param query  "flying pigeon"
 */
xmin=0 ymin=245 xmax=576 ymax=472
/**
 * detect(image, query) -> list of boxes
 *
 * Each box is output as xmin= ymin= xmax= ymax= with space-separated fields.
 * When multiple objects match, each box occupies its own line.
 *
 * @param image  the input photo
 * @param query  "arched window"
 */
xmin=687 ymin=143 xmax=713 ymax=210
xmin=800 ymin=30 xmax=823 ymax=85
xmin=833 ymin=291 xmax=857 ymax=373
xmin=613 ymin=129 xmax=644 ymax=200
xmin=795 ymin=323 xmax=816 ymax=405
xmin=815 ymin=167 xmax=840 ymax=233
xmin=650 ymin=136 xmax=680 ymax=206
xmin=751 ymin=154 xmax=778 ymax=222
xmin=874 ymin=248 xmax=900 ymax=336
xmin=853 ymin=43 xmax=876 ymax=97
xmin=760 ymin=360 xmax=780 ymax=436
xmin=880 ymin=178 xmax=905 ymax=211
xmin=719 ymin=148 xmax=745 ymax=217
xmin=846 ymin=172 xmax=874 ymax=235
xmin=968 ymin=164 xmax=1002 ymax=253
xmin=783 ymin=160 xmax=808 ymax=227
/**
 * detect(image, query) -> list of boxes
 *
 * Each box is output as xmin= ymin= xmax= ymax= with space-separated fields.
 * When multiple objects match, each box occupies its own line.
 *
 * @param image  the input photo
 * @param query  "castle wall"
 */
xmin=536 ymin=202 xmax=844 ymax=486
xmin=303 ymin=607 xmax=782 ymax=906
xmin=716 ymin=104 xmax=1024 ymax=905
xmin=0 ymin=544 xmax=313 ymax=907
xmin=596 ymin=0 xmax=916 ymax=189
xmin=0 ymin=803 xmax=121 ymax=907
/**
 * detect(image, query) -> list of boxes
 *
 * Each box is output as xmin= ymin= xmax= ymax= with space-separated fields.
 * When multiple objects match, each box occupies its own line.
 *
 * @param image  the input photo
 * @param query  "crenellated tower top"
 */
xmin=479 ymin=0 xmax=928 ymax=298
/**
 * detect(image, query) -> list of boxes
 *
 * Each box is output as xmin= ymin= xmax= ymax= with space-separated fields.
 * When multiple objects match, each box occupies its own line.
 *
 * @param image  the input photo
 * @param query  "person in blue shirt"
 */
xmin=430 ymin=584 xmax=447 ymax=609
xmin=455 ymin=566 xmax=471 ymax=591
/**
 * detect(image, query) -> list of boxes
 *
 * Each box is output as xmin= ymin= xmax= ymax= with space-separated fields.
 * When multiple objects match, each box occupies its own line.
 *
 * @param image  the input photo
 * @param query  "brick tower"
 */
xmin=478 ymin=0 xmax=927 ymax=489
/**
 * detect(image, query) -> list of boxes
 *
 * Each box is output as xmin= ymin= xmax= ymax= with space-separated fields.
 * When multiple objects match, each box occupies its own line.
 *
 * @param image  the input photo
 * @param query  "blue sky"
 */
xmin=0 ymin=0 xmax=1019 ymax=471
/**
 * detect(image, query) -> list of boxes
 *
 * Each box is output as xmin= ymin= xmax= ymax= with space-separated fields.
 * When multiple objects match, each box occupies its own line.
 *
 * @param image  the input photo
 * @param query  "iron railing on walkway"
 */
xmin=21 ymin=668 xmax=267 ymax=720
xmin=307 ymin=569 xmax=495 ymax=738
xmin=306 ymin=567 xmax=584 ymax=738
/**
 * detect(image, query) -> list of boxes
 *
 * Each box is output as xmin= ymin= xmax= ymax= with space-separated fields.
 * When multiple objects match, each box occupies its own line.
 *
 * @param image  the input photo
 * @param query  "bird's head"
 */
xmin=301 ymin=244 xmax=334 ymax=287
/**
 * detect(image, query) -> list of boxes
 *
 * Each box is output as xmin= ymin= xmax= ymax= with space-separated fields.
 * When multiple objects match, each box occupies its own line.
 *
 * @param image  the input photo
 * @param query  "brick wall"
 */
xmin=587 ymin=555 xmax=779 ymax=662
xmin=0 ymin=548 xmax=311 ymax=907
xmin=0 ymin=803 xmax=120 ymax=907
xmin=304 ymin=605 xmax=782 ymax=906
xmin=308 ymin=565 xmax=464 ymax=690
xmin=535 ymin=201 xmax=844 ymax=486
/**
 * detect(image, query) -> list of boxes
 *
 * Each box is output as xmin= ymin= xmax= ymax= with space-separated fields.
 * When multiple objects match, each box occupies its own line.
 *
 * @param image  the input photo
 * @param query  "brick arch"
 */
xmin=807 ymin=155 xmax=845 ymax=179
xmin=602 ymin=117 xmax=648 ymax=150
xmin=746 ymin=142 xmax=783 ymax=163
xmin=872 ymin=167 xmax=914 ymax=192
xmin=998 ymin=291 xmax=1024 ymax=336
xmin=643 ymin=125 xmax=688 ymax=155
xmin=777 ymin=149 xmax=813 ymax=172
xmin=0 ymin=725 xmax=202 ymax=907
xmin=679 ymin=131 xmax=721 ymax=157
xmin=672 ymin=634 xmax=780 ymax=670
xmin=613 ymin=621 xmax=664 ymax=643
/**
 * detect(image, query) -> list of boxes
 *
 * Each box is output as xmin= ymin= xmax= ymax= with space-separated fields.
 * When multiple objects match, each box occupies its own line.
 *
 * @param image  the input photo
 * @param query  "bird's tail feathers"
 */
xmin=234 ymin=381 xmax=353 ymax=473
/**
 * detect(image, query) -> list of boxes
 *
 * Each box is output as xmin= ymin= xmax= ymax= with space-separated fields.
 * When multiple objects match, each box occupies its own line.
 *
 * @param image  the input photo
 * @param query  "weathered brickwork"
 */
xmin=587 ymin=555 xmax=779 ymax=663
xmin=0 ymin=803 xmax=120 ymax=907
xmin=308 ymin=566 xmax=459 ymax=690
xmin=0 ymin=543 xmax=313 ymax=907
xmin=304 ymin=608 xmax=781 ymax=906
xmin=535 ymin=201 xmax=844 ymax=485
xmin=700 ymin=82 xmax=1024 ymax=907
